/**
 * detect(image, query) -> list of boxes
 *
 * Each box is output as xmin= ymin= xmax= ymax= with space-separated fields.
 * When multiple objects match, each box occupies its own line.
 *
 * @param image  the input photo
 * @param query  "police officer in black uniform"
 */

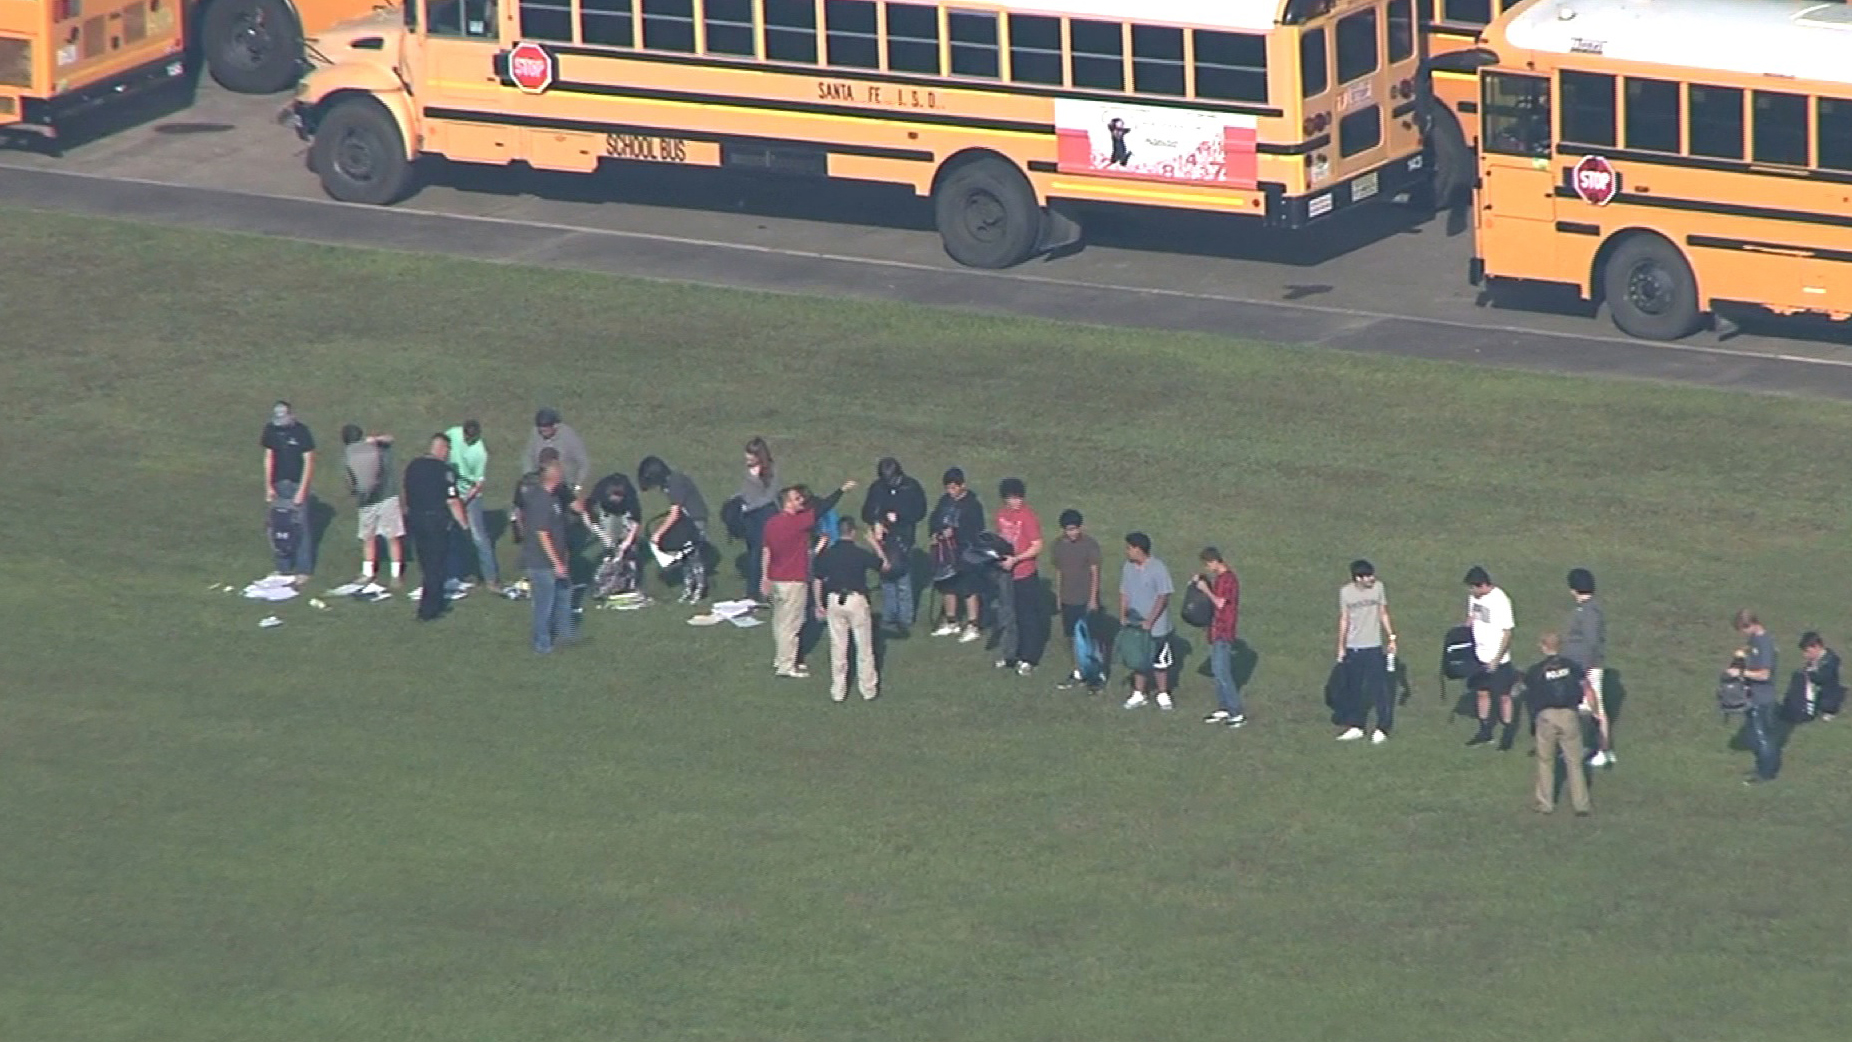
xmin=1517 ymin=632 xmax=1594 ymax=816
xmin=403 ymin=432 xmax=469 ymax=621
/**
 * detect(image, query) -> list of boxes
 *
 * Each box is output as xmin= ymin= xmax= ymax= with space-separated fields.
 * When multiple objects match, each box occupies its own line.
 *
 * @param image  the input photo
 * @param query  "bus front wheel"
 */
xmin=311 ymin=99 xmax=413 ymax=205
xmin=1602 ymin=235 xmax=1703 ymax=340
xmin=202 ymin=0 xmax=304 ymax=95
xmin=934 ymin=159 xmax=1041 ymax=269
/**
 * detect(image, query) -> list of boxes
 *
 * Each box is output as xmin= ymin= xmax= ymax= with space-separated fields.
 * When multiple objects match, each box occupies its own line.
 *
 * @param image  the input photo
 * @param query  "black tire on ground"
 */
xmin=1601 ymin=234 xmax=1704 ymax=340
xmin=933 ymin=158 xmax=1042 ymax=269
xmin=310 ymin=98 xmax=413 ymax=205
xmin=203 ymin=0 xmax=303 ymax=95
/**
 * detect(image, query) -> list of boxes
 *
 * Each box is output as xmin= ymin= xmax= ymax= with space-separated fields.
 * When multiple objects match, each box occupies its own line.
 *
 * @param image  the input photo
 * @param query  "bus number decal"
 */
xmin=605 ymin=134 xmax=688 ymax=163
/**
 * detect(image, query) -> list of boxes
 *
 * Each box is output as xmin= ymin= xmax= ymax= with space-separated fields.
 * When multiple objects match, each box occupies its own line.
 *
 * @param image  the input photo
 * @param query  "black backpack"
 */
xmin=1441 ymin=625 xmax=1477 ymax=680
xmin=1180 ymin=583 xmax=1215 ymax=628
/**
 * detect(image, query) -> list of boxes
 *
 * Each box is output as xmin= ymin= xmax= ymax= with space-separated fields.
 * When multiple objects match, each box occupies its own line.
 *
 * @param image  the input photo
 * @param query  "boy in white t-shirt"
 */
xmin=1464 ymin=565 xmax=1519 ymax=749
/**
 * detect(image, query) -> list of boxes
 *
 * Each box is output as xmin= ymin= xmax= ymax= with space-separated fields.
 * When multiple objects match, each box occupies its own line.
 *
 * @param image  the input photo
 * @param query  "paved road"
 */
xmin=5 ymin=78 xmax=1852 ymax=399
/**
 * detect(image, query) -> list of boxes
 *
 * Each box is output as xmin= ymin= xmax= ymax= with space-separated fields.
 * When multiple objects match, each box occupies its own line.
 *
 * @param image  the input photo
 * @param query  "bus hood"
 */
xmin=303 ymin=7 xmax=404 ymax=68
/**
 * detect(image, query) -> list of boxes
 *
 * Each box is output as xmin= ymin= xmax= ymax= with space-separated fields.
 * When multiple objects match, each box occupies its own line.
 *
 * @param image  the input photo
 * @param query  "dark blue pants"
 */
xmin=1746 ymin=702 xmax=1782 ymax=780
xmin=1342 ymin=646 xmax=1391 ymax=733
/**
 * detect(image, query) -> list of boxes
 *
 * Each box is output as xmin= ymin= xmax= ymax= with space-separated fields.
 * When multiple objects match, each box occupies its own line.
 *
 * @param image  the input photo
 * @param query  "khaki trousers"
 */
xmin=825 ymin=591 xmax=879 ymax=701
xmin=1534 ymin=707 xmax=1591 ymax=813
xmin=769 ymin=580 xmax=807 ymax=673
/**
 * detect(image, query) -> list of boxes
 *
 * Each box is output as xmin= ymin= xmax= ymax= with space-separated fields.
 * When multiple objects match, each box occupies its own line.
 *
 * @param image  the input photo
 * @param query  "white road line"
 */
xmin=12 ymin=165 xmax=1852 ymax=373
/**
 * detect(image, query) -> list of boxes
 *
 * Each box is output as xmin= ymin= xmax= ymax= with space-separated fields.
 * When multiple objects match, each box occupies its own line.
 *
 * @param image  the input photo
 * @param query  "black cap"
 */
xmin=1464 ymin=565 xmax=1491 ymax=586
xmin=1567 ymin=568 xmax=1595 ymax=594
xmin=535 ymin=408 xmax=561 ymax=427
xmin=1058 ymin=509 xmax=1083 ymax=528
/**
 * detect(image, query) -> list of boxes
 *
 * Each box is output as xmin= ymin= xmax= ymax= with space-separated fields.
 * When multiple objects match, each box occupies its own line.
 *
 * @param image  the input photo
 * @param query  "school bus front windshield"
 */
xmin=292 ymin=0 xmax=1449 ymax=269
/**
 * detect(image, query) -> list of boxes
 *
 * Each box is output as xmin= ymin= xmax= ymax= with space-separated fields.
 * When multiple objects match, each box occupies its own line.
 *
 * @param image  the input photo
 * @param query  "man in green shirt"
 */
xmin=444 ymin=419 xmax=500 ymax=593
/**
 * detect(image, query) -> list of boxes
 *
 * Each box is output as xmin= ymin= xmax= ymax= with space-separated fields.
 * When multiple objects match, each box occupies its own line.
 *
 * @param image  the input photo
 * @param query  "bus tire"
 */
xmin=203 ymin=0 xmax=304 ymax=95
xmin=310 ymin=98 xmax=413 ymax=205
xmin=934 ymin=158 xmax=1041 ymax=269
xmin=1601 ymin=234 xmax=1704 ymax=340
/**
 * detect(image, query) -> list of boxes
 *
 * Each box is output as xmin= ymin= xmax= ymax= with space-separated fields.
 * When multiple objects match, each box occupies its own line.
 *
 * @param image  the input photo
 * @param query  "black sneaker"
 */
xmin=1496 ymin=731 xmax=1517 ymax=752
xmin=1466 ymin=729 xmax=1494 ymax=747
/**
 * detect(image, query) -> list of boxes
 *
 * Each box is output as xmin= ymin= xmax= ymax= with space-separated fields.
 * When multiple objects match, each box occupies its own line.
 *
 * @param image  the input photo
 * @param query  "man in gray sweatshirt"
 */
xmin=522 ymin=408 xmax=589 ymax=494
xmin=1563 ymin=567 xmax=1614 ymax=767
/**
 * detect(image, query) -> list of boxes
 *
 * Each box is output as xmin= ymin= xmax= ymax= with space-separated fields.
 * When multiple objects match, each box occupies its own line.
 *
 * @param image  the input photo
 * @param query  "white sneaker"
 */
xmin=1371 ymin=729 xmax=1389 ymax=745
xmin=931 ymin=623 xmax=960 ymax=637
xmin=959 ymin=626 xmax=981 ymax=643
xmin=1123 ymin=692 xmax=1149 ymax=709
xmin=1203 ymin=710 xmax=1231 ymax=724
xmin=1016 ymin=663 xmax=1034 ymax=677
xmin=1588 ymin=750 xmax=1614 ymax=767
xmin=1156 ymin=693 xmax=1174 ymax=711
xmin=1226 ymin=714 xmax=1247 ymax=729
xmin=1336 ymin=727 xmax=1366 ymax=741
xmin=994 ymin=658 xmax=1011 ymax=669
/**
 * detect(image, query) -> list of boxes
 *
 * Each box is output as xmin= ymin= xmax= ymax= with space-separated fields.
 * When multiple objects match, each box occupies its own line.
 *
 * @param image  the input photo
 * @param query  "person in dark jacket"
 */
xmin=928 ymin=467 xmax=986 ymax=642
xmin=1787 ymin=631 xmax=1845 ymax=723
xmin=1516 ymin=632 xmax=1594 ymax=816
xmin=860 ymin=457 xmax=928 ymax=636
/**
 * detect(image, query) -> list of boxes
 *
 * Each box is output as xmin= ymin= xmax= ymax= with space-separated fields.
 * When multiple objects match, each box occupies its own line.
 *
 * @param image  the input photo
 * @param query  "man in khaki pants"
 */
xmin=811 ymin=518 xmax=888 ymax=702
xmin=1518 ymin=633 xmax=1594 ymax=816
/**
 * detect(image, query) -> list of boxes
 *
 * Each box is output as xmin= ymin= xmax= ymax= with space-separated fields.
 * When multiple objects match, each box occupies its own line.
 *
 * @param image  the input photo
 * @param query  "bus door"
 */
xmin=1475 ymin=69 xmax=1554 ymax=269
xmin=417 ymin=0 xmax=518 ymax=166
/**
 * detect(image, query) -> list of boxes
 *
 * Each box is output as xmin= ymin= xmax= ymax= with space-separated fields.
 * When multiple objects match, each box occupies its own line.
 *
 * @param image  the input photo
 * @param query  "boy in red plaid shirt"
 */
xmin=1194 ymin=548 xmax=1244 ymax=728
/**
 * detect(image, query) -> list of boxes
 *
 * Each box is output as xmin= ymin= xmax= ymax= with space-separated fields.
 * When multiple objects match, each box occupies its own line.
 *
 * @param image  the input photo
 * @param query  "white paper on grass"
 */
xmin=242 ymin=584 xmax=299 ymax=602
xmin=687 ymin=614 xmax=726 ymax=627
xmin=326 ymin=581 xmax=366 ymax=597
xmin=725 ymin=614 xmax=763 ymax=628
xmin=709 ymin=600 xmax=758 ymax=619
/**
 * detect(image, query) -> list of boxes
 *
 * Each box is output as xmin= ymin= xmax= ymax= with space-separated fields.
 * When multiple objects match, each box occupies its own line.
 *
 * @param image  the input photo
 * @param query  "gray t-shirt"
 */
xmin=1563 ymin=597 xmax=1607 ymax=668
xmin=1121 ymin=556 xmax=1175 ymax=637
xmin=1745 ymin=630 xmax=1777 ymax=706
xmin=344 ymin=441 xmax=398 ymax=505
xmin=666 ymin=471 xmax=709 ymax=524
xmin=1340 ymin=581 xmax=1387 ymax=649
xmin=517 ymin=479 xmax=568 ymax=572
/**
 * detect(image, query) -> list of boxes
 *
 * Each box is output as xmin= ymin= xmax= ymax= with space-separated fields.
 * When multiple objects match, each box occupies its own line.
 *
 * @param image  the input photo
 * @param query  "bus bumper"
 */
xmin=8 ymin=51 xmax=186 ymax=138
xmin=1267 ymin=152 xmax=1428 ymax=229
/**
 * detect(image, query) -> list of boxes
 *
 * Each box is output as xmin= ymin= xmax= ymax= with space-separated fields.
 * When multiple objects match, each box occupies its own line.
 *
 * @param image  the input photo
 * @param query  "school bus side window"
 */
xmin=581 ymin=0 xmax=634 ymax=47
xmin=1623 ymin=77 xmax=1679 ymax=153
xmin=948 ymin=10 xmax=999 ymax=79
xmin=1008 ymin=14 xmax=1064 ymax=86
xmin=825 ymin=0 xmax=880 ymax=69
xmin=429 ymin=0 xmax=500 ymax=39
xmin=641 ymin=0 xmax=696 ymax=52
xmin=1443 ymin=0 xmax=1490 ymax=24
xmin=1131 ymin=25 xmax=1184 ymax=97
xmin=1193 ymin=30 xmax=1267 ymax=103
xmin=1300 ymin=28 xmax=1327 ymax=97
xmin=1334 ymin=9 xmax=1377 ymax=84
xmin=704 ymin=0 xmax=755 ymax=56
xmin=514 ymin=0 xmax=572 ymax=41
xmin=1559 ymin=70 xmax=1615 ymax=148
xmin=1819 ymin=98 xmax=1852 ymax=171
xmin=1753 ymin=90 xmax=1808 ymax=167
xmin=1482 ymin=72 xmax=1550 ymax=158
xmin=764 ymin=0 xmax=819 ymax=63
xmin=1688 ymin=84 xmax=1743 ymax=160
xmin=886 ymin=3 xmax=942 ymax=75
xmin=1070 ymin=20 xmax=1125 ymax=92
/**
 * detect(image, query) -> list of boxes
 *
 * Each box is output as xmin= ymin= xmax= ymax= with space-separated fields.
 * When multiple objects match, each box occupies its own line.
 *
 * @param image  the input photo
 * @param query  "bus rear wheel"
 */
xmin=934 ymin=158 xmax=1041 ymax=269
xmin=1602 ymin=235 xmax=1703 ymax=340
xmin=310 ymin=98 xmax=413 ymax=205
xmin=202 ymin=0 xmax=303 ymax=95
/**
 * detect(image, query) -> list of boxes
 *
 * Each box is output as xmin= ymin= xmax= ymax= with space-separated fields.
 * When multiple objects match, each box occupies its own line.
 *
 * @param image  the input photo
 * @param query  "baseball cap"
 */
xmin=535 ymin=407 xmax=562 ymax=427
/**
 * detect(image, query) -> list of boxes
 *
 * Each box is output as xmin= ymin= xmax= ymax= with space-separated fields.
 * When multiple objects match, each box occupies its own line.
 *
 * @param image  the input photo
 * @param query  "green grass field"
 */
xmin=3 ymin=206 xmax=1850 ymax=1042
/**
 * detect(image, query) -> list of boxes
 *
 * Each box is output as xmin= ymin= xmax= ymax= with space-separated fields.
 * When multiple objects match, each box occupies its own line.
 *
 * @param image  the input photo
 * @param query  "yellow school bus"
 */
xmin=2 ymin=1 xmax=383 ymax=142
xmin=289 ymin=0 xmax=1440 ymax=268
xmin=1472 ymin=0 xmax=1852 ymax=339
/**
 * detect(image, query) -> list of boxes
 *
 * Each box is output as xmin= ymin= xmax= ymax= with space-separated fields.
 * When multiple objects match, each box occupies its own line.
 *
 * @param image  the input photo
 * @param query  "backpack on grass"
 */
xmin=267 ymin=503 xmax=301 ymax=565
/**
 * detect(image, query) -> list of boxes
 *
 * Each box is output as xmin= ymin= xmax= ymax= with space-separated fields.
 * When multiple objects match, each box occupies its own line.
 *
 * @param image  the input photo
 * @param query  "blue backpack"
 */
xmin=815 ymin=507 xmax=842 ymax=544
xmin=1073 ymin=615 xmax=1107 ymax=688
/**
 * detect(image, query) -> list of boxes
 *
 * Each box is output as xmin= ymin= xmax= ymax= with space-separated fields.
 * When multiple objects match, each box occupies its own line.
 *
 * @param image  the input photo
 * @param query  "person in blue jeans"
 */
xmin=1731 ymin=609 xmax=1780 ymax=783
xmin=1194 ymin=548 xmax=1245 ymax=728
xmin=859 ymin=457 xmax=927 ymax=636
xmin=444 ymin=420 xmax=500 ymax=594
xmin=518 ymin=458 xmax=577 ymax=653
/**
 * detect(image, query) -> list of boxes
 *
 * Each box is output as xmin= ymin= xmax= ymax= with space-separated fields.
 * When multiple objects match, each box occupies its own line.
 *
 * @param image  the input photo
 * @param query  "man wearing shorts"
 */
xmin=1563 ymin=568 xmax=1613 ymax=766
xmin=1464 ymin=565 xmax=1519 ymax=749
xmin=1119 ymin=533 xmax=1177 ymax=711
xmin=341 ymin=425 xmax=403 ymax=588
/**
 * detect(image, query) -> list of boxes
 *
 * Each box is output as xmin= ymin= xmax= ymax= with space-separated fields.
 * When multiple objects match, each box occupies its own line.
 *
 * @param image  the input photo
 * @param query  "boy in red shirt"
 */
xmin=992 ymin=478 xmax=1047 ymax=675
xmin=1194 ymin=548 xmax=1244 ymax=727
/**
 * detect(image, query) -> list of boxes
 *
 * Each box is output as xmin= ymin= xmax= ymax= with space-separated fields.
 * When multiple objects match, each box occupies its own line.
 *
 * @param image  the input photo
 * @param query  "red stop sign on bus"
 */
xmin=508 ymin=41 xmax=555 ymax=95
xmin=1571 ymin=154 xmax=1619 ymax=206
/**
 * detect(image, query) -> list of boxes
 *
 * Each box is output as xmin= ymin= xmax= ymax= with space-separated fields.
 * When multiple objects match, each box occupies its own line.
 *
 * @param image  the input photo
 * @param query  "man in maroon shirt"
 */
xmin=761 ymin=480 xmax=855 ymax=679
xmin=1195 ymin=548 xmax=1245 ymax=727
